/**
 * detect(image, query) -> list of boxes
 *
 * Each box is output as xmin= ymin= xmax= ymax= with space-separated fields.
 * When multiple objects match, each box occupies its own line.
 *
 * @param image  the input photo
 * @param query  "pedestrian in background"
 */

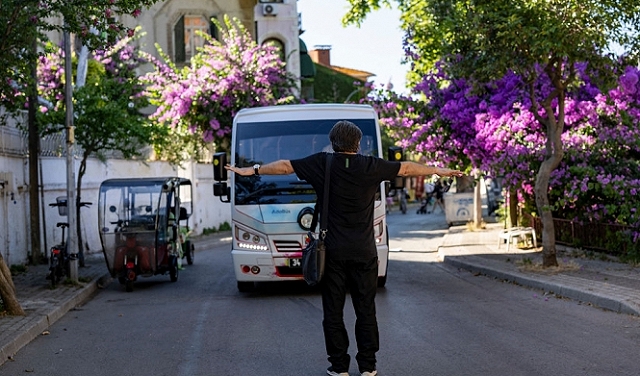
xmin=429 ymin=179 xmax=446 ymax=214
xmin=226 ymin=120 xmax=464 ymax=376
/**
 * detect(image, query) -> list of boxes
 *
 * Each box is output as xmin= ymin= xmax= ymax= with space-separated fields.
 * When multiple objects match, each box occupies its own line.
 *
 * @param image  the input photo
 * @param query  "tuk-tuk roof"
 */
xmin=100 ymin=177 xmax=192 ymax=188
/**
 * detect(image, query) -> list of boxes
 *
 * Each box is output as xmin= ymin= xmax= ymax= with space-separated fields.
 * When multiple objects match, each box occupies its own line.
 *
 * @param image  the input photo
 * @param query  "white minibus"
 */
xmin=213 ymin=104 xmax=390 ymax=292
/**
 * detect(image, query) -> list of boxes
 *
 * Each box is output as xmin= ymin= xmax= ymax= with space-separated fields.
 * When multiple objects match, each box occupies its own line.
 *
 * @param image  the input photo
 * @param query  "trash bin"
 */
xmin=444 ymin=192 xmax=490 ymax=226
xmin=444 ymin=193 xmax=474 ymax=225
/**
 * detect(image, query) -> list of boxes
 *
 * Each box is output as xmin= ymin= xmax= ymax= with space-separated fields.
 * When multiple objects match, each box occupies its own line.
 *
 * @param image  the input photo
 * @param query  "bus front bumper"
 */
xmin=232 ymin=249 xmax=304 ymax=282
xmin=232 ymin=246 xmax=389 ymax=283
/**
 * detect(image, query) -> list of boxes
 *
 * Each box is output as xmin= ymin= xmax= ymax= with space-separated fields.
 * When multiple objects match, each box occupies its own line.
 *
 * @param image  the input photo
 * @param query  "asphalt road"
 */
xmin=2 ymin=209 xmax=640 ymax=376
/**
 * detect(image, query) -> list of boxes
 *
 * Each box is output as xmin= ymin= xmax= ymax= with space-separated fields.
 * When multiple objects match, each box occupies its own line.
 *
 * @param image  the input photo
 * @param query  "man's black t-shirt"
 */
xmin=291 ymin=152 xmax=400 ymax=260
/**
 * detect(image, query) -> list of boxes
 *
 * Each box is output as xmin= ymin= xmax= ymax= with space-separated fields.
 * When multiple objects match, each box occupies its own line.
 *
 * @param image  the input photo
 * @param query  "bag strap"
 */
xmin=319 ymin=154 xmax=332 ymax=237
xmin=310 ymin=154 xmax=332 ymax=237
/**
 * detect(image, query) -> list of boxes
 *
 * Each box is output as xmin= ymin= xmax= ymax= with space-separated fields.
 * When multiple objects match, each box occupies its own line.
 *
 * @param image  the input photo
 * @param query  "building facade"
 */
xmin=122 ymin=0 xmax=302 ymax=85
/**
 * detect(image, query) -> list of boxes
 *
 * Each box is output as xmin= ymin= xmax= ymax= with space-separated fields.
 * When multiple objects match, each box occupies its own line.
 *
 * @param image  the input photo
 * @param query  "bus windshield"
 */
xmin=234 ymin=118 xmax=379 ymax=205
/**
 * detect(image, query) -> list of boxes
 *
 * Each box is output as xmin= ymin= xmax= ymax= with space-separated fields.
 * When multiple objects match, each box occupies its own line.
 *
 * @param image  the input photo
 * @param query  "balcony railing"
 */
xmin=0 ymin=125 xmax=25 ymax=157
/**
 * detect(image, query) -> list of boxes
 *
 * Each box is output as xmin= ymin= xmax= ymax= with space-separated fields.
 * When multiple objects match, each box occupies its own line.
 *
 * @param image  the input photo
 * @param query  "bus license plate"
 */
xmin=288 ymin=258 xmax=301 ymax=268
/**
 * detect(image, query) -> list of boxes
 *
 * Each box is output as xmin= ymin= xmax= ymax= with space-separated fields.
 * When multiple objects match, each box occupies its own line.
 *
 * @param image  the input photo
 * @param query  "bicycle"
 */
xmin=46 ymin=199 xmax=91 ymax=288
xmin=46 ymin=222 xmax=70 ymax=288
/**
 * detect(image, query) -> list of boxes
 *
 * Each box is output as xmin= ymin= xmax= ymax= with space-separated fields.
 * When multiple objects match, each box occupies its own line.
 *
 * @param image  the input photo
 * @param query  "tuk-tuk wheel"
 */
xmin=185 ymin=241 xmax=195 ymax=265
xmin=169 ymin=256 xmax=179 ymax=282
xmin=125 ymin=280 xmax=134 ymax=292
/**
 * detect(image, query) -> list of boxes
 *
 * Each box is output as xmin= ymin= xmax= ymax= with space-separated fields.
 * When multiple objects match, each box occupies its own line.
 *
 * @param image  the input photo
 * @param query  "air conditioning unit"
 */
xmin=262 ymin=3 xmax=278 ymax=16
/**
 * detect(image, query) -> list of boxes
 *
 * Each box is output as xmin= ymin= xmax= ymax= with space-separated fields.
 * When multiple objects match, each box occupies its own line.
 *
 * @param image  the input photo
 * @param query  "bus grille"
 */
xmin=274 ymin=240 xmax=302 ymax=252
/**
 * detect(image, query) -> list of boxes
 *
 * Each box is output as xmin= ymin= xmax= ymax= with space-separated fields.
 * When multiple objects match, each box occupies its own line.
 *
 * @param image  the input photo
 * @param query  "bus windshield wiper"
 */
xmin=236 ymin=188 xmax=272 ymax=205
xmin=237 ymin=184 xmax=314 ymax=204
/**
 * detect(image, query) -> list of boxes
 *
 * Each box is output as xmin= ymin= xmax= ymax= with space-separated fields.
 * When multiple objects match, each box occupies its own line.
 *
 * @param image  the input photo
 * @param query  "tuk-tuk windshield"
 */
xmin=99 ymin=182 xmax=165 ymax=233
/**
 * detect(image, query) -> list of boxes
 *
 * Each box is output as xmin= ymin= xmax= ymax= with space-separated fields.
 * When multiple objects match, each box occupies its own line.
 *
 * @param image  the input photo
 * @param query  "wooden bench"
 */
xmin=498 ymin=227 xmax=537 ymax=252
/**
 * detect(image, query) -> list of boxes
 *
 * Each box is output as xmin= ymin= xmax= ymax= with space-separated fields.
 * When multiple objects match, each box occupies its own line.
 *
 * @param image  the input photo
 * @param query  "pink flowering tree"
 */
xmin=345 ymin=0 xmax=640 ymax=267
xmin=368 ymin=61 xmax=640 ymax=260
xmin=0 ymin=0 xmax=157 ymax=107
xmin=23 ymin=34 xmax=165 ymax=154
xmin=142 ymin=16 xmax=299 ymax=164
xmin=485 ymin=66 xmax=640 ymax=260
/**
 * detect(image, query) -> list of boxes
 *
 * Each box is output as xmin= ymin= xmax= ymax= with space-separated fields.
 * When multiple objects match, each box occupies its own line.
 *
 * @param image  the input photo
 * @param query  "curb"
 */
xmin=443 ymin=255 xmax=640 ymax=316
xmin=0 ymin=272 xmax=109 ymax=367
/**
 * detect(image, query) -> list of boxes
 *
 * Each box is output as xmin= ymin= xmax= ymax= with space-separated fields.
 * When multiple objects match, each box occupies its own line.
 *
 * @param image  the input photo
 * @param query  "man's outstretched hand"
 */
xmin=225 ymin=164 xmax=253 ymax=176
xmin=436 ymin=168 xmax=465 ymax=177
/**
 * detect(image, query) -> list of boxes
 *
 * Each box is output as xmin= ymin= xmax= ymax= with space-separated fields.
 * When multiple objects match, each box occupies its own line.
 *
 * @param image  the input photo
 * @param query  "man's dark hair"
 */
xmin=329 ymin=120 xmax=362 ymax=153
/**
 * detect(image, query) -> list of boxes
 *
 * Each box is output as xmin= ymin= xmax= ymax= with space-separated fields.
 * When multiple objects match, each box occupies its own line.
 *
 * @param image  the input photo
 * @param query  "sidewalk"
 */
xmin=439 ymin=222 xmax=640 ymax=316
xmin=0 ymin=254 xmax=107 ymax=366
xmin=0 ymin=232 xmax=233 ymax=367
xmin=2 ymin=224 xmax=640 ymax=367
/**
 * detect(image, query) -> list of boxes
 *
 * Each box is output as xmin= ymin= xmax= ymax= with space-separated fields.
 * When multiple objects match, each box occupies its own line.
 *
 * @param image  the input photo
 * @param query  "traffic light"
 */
xmin=388 ymin=146 xmax=404 ymax=162
xmin=212 ymin=152 xmax=230 ymax=202
xmin=213 ymin=152 xmax=227 ymax=182
xmin=387 ymin=146 xmax=404 ymax=189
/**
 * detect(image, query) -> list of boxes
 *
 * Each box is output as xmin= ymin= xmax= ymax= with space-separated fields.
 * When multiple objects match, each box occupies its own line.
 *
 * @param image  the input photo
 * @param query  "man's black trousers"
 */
xmin=321 ymin=256 xmax=379 ymax=373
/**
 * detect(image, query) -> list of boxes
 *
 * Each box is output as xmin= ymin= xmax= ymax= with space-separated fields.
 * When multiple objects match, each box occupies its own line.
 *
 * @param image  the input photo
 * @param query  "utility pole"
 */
xmin=63 ymin=27 xmax=78 ymax=282
xmin=28 ymin=28 xmax=42 ymax=264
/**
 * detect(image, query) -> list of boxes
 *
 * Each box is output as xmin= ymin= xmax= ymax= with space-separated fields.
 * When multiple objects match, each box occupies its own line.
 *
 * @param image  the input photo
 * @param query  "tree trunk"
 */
xmin=529 ymin=59 xmax=571 ymax=267
xmin=509 ymin=188 xmax=518 ymax=228
xmin=535 ymin=97 xmax=565 ymax=267
xmin=455 ymin=175 xmax=474 ymax=193
xmin=535 ymin=159 xmax=559 ymax=267
xmin=0 ymin=254 xmax=24 ymax=316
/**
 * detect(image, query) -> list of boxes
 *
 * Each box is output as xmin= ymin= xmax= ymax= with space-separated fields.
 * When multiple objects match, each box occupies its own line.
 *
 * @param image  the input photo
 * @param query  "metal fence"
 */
xmin=523 ymin=212 xmax=637 ymax=256
xmin=1 ymin=122 xmax=78 ymax=158
xmin=1 ymin=126 xmax=212 ymax=162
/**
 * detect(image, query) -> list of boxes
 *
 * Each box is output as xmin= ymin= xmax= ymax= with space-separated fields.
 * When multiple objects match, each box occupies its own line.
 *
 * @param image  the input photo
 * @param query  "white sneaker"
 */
xmin=327 ymin=368 xmax=349 ymax=376
xmin=361 ymin=371 xmax=377 ymax=376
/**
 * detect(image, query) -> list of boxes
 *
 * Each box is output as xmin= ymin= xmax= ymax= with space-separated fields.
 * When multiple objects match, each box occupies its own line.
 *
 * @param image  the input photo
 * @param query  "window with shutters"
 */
xmin=263 ymin=38 xmax=286 ymax=63
xmin=174 ymin=15 xmax=213 ymax=63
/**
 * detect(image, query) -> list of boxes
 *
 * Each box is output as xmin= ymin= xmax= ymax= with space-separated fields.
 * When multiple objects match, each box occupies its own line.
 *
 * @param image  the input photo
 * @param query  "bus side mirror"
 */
xmin=214 ymin=182 xmax=227 ymax=196
xmin=213 ymin=182 xmax=230 ymax=202
xmin=213 ymin=152 xmax=228 ymax=181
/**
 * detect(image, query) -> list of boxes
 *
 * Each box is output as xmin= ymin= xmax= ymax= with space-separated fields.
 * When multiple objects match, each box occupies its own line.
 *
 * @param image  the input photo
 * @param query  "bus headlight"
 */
xmin=297 ymin=207 xmax=315 ymax=231
xmin=235 ymin=226 xmax=269 ymax=251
